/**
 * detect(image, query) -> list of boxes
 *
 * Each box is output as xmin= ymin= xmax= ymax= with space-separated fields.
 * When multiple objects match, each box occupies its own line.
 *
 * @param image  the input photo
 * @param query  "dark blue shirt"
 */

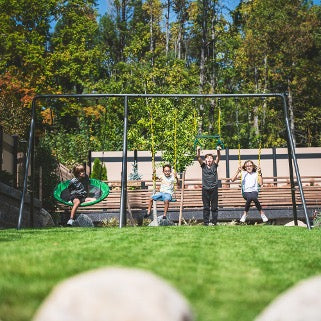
xmin=201 ymin=162 xmax=218 ymax=190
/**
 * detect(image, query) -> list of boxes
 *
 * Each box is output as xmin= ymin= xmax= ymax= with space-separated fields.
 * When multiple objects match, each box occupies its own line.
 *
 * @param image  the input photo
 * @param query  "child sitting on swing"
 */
xmin=231 ymin=160 xmax=268 ymax=223
xmin=145 ymin=164 xmax=178 ymax=220
xmin=67 ymin=164 xmax=96 ymax=226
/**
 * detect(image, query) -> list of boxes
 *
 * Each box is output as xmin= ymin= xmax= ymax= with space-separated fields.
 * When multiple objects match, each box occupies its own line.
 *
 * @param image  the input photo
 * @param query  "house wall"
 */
xmin=91 ymin=147 xmax=321 ymax=182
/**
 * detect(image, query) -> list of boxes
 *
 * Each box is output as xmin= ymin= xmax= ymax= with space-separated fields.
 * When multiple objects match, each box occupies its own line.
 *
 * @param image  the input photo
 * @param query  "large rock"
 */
xmin=73 ymin=214 xmax=94 ymax=227
xmin=33 ymin=267 xmax=193 ymax=321
xmin=284 ymin=220 xmax=307 ymax=227
xmin=255 ymin=275 xmax=321 ymax=321
xmin=35 ymin=208 xmax=55 ymax=228
xmin=148 ymin=215 xmax=175 ymax=227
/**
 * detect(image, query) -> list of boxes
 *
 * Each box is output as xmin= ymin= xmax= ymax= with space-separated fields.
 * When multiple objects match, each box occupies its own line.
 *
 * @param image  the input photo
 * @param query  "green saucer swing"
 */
xmin=53 ymin=178 xmax=110 ymax=206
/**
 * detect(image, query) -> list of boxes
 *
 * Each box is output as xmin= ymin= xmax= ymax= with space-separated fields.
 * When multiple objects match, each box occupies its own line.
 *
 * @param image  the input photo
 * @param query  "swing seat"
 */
xmin=153 ymin=197 xmax=177 ymax=202
xmin=53 ymin=178 xmax=109 ymax=207
xmin=193 ymin=134 xmax=225 ymax=150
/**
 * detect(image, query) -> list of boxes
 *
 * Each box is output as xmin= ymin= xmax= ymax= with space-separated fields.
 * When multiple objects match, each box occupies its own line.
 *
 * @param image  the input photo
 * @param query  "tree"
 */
xmin=234 ymin=0 xmax=321 ymax=147
xmin=46 ymin=0 xmax=101 ymax=93
xmin=91 ymin=158 xmax=107 ymax=180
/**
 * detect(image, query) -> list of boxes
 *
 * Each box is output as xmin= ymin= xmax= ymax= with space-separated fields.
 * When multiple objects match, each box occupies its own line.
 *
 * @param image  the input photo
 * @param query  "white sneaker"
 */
xmin=67 ymin=219 xmax=74 ymax=226
xmin=261 ymin=214 xmax=268 ymax=223
xmin=240 ymin=214 xmax=247 ymax=223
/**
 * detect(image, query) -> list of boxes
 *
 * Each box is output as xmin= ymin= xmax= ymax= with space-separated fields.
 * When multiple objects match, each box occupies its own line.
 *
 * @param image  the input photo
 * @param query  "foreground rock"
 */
xmin=73 ymin=214 xmax=94 ymax=227
xmin=255 ymin=275 xmax=321 ymax=321
xmin=33 ymin=267 xmax=193 ymax=321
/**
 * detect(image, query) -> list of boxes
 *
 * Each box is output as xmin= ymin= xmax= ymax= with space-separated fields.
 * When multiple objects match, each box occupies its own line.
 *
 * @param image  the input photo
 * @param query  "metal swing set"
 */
xmin=17 ymin=93 xmax=311 ymax=230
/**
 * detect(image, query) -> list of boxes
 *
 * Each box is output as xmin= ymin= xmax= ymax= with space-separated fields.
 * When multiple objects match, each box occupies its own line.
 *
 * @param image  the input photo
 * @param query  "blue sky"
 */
xmin=96 ymin=0 xmax=239 ymax=16
xmin=96 ymin=0 xmax=321 ymax=16
xmin=97 ymin=0 xmax=108 ymax=16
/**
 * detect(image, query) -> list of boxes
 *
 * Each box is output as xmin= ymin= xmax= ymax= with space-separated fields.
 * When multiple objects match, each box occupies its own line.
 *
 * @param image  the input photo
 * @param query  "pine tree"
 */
xmin=91 ymin=158 xmax=107 ymax=180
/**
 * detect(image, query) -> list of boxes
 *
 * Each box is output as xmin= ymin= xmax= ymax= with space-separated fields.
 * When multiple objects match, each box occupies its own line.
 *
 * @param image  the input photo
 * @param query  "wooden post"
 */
xmin=126 ymin=193 xmax=136 ymax=226
xmin=178 ymin=171 xmax=186 ymax=226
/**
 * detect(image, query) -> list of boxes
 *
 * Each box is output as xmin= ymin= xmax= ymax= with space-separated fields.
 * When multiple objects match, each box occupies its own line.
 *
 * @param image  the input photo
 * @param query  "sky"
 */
xmin=97 ymin=0 xmax=108 ymax=16
xmin=96 ymin=0 xmax=321 ymax=17
xmin=96 ymin=0 xmax=240 ymax=17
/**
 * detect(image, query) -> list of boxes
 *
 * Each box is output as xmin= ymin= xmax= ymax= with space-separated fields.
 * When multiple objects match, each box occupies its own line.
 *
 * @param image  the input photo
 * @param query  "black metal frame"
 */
xmin=17 ymin=93 xmax=311 ymax=230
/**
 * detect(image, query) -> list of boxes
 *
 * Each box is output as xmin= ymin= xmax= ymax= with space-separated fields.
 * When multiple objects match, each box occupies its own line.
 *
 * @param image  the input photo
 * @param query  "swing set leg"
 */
xmin=149 ymin=200 xmax=159 ymax=226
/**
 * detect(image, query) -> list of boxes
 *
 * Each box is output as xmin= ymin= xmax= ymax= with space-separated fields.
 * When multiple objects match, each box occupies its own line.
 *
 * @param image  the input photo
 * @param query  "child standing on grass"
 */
xmin=197 ymin=146 xmax=221 ymax=226
xmin=67 ymin=164 xmax=96 ymax=226
xmin=145 ymin=164 xmax=178 ymax=220
xmin=231 ymin=160 xmax=268 ymax=223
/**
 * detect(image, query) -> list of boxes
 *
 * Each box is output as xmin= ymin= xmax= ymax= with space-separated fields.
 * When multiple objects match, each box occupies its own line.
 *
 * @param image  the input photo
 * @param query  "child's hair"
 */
xmin=242 ymin=160 xmax=257 ymax=172
xmin=163 ymin=164 xmax=172 ymax=171
xmin=73 ymin=164 xmax=85 ymax=177
xmin=204 ymin=154 xmax=214 ymax=159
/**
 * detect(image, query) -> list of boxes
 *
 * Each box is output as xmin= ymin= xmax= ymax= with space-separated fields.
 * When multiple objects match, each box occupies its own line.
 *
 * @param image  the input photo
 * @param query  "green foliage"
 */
xmin=0 ymin=170 xmax=14 ymax=186
xmin=35 ymin=138 xmax=60 ymax=211
xmin=1 ymin=0 xmax=321 ymax=151
xmin=0 ymin=73 xmax=33 ymax=137
xmin=91 ymin=158 xmax=107 ymax=180
xmin=313 ymin=210 xmax=321 ymax=228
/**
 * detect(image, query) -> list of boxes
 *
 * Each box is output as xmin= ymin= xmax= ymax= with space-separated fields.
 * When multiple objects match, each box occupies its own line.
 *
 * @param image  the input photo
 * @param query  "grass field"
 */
xmin=1 ymin=225 xmax=321 ymax=321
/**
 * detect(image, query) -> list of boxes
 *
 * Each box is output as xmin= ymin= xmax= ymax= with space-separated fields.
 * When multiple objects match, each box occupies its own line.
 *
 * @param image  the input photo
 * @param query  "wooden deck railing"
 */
xmin=55 ymin=176 xmax=321 ymax=215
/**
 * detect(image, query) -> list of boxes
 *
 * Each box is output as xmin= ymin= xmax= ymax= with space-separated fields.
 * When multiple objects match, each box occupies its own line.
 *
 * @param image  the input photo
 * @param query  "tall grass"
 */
xmin=0 ymin=226 xmax=321 ymax=321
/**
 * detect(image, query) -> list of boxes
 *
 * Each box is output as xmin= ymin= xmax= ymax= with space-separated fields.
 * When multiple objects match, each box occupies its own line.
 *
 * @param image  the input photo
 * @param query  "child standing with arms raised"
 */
xmin=146 ymin=164 xmax=178 ymax=220
xmin=67 ymin=164 xmax=96 ymax=226
xmin=197 ymin=146 xmax=221 ymax=226
xmin=231 ymin=160 xmax=268 ymax=223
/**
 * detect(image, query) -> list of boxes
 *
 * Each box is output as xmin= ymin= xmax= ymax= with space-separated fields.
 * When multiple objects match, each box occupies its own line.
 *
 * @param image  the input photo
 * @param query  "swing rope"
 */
xmin=145 ymin=97 xmax=159 ymax=226
xmin=193 ymin=109 xmax=198 ymax=136
xmin=172 ymin=108 xmax=178 ymax=201
xmin=149 ymin=107 xmax=157 ymax=192
xmin=217 ymin=100 xmax=221 ymax=137
xmin=174 ymin=108 xmax=177 ymax=173
xmin=238 ymin=143 xmax=243 ymax=191
xmin=257 ymin=138 xmax=262 ymax=186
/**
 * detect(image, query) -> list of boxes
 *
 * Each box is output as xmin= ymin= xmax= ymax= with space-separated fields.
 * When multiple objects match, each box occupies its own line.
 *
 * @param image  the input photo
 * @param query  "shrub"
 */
xmin=0 ymin=170 xmax=14 ymax=186
xmin=91 ymin=158 xmax=107 ymax=180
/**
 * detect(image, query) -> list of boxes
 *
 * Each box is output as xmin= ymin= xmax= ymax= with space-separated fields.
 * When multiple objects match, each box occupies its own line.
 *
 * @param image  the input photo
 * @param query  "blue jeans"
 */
xmin=152 ymin=192 xmax=172 ymax=202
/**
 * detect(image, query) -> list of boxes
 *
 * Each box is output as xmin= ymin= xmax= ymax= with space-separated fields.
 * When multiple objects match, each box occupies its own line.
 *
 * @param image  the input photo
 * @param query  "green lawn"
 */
xmin=1 ymin=225 xmax=321 ymax=321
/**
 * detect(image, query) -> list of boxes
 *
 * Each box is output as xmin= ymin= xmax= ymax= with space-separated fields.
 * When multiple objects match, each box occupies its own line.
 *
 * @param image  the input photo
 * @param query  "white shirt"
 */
xmin=159 ymin=174 xmax=175 ymax=195
xmin=241 ymin=171 xmax=259 ymax=193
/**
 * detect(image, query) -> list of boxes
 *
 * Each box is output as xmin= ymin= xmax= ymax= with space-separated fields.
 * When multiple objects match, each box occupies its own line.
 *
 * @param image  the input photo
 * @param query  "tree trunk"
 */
xmin=177 ymin=25 xmax=182 ymax=59
xmin=199 ymin=0 xmax=208 ymax=132
xmin=150 ymin=11 xmax=154 ymax=66
xmin=209 ymin=1 xmax=217 ymax=133
xmin=165 ymin=0 xmax=170 ymax=57
xmin=120 ymin=0 xmax=127 ymax=62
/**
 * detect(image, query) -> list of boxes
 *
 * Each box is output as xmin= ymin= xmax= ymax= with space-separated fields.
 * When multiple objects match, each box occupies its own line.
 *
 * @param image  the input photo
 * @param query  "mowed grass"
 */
xmin=1 ymin=225 xmax=321 ymax=321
